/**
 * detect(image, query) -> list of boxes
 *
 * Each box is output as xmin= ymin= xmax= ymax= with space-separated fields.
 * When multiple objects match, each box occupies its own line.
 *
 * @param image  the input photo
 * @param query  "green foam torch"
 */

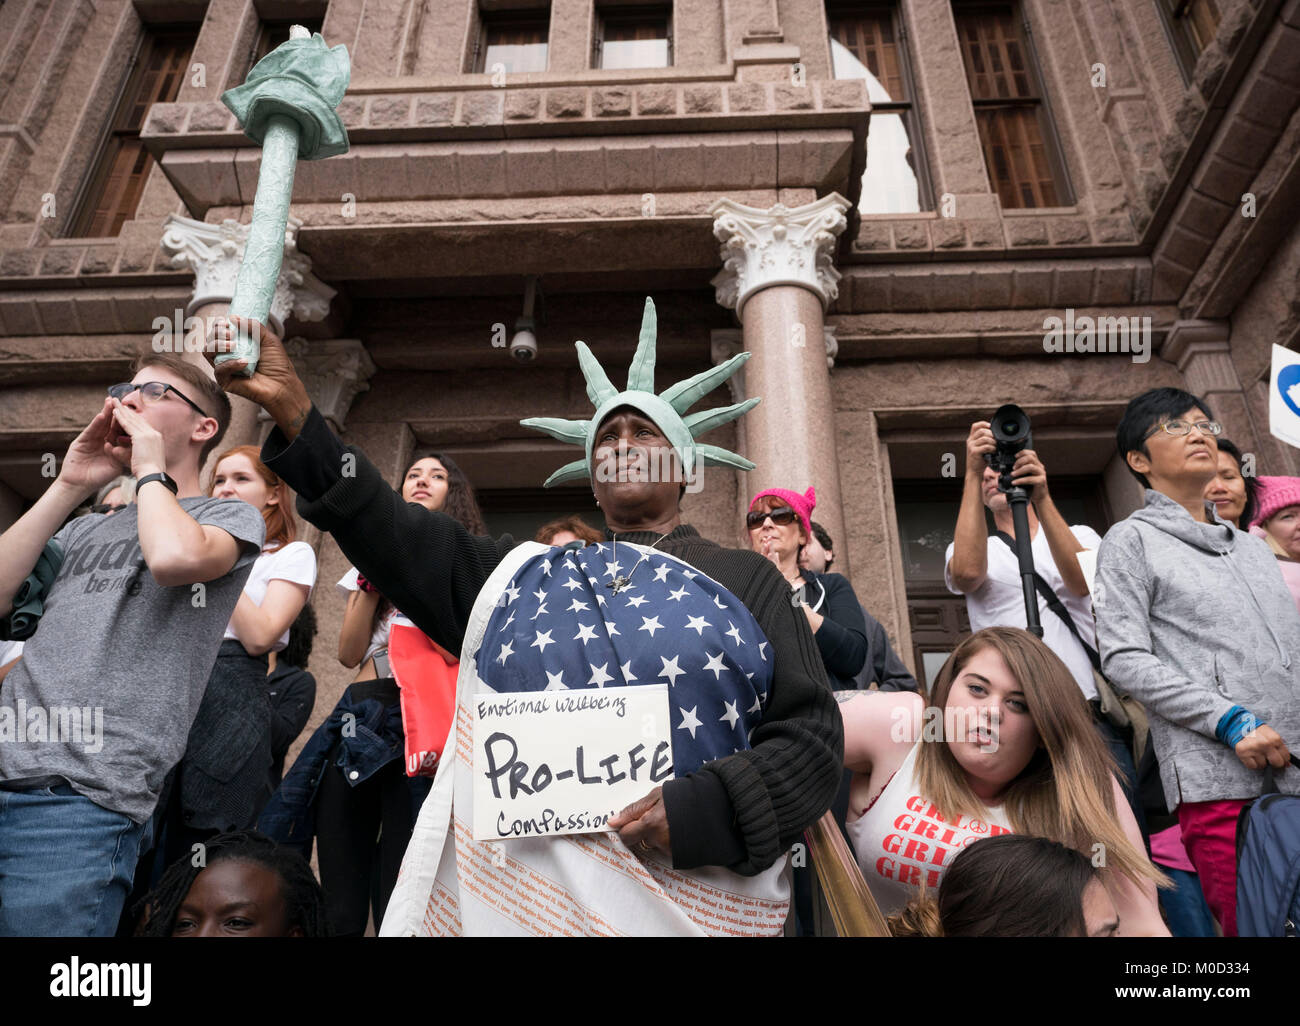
xmin=217 ymin=26 xmax=350 ymax=375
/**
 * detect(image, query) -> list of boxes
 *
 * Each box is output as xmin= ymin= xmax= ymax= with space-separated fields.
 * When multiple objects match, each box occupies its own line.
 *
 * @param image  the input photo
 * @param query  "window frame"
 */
xmin=827 ymin=2 xmax=935 ymax=213
xmin=472 ymin=8 xmax=552 ymax=75
xmin=66 ymin=26 xmax=197 ymax=239
xmin=245 ymin=15 xmax=326 ymax=78
xmin=1155 ymin=0 xmax=1221 ymax=84
xmin=593 ymin=4 xmax=674 ymax=70
xmin=952 ymin=0 xmax=1075 ymax=209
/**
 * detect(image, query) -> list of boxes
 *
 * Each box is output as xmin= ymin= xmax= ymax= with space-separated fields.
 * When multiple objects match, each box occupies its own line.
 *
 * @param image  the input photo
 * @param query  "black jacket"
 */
xmin=261 ymin=407 xmax=842 ymax=877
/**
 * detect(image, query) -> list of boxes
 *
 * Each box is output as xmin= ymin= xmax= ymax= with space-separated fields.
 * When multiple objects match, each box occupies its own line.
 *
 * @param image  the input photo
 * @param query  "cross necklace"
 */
xmin=607 ymin=530 xmax=671 ymax=595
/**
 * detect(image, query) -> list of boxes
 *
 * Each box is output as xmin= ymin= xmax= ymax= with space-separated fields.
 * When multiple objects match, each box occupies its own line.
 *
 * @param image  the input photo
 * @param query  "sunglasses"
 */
xmin=107 ymin=381 xmax=210 ymax=419
xmin=89 ymin=503 xmax=127 ymax=515
xmin=747 ymin=507 xmax=798 ymax=529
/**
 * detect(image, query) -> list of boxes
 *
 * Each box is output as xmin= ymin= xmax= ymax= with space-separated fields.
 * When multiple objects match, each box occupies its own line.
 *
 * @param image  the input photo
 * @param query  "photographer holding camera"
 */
xmin=945 ymin=414 xmax=1143 ymax=830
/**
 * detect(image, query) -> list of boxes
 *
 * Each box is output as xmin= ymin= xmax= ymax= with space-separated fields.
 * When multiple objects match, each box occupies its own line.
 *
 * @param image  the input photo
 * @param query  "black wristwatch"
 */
xmin=136 ymin=472 xmax=178 ymax=495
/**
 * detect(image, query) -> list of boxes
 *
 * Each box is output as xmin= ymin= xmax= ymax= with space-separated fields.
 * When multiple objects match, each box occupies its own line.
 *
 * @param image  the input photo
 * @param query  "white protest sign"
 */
xmin=1269 ymin=343 xmax=1300 ymax=449
xmin=472 ymin=683 xmax=672 ymax=841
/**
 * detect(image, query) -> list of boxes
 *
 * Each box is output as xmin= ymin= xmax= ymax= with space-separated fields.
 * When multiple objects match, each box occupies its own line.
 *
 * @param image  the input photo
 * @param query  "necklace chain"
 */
xmin=608 ymin=530 xmax=671 ymax=594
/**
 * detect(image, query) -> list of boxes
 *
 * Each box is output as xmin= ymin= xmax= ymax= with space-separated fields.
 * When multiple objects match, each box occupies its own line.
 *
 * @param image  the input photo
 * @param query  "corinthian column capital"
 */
xmin=160 ymin=213 xmax=336 ymax=333
xmin=708 ymin=193 xmax=850 ymax=320
xmin=281 ymin=338 xmax=377 ymax=432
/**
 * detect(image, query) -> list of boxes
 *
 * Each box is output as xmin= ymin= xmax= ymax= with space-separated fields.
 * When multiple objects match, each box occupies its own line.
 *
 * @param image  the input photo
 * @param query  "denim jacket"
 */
xmin=257 ymin=687 xmax=406 ymax=856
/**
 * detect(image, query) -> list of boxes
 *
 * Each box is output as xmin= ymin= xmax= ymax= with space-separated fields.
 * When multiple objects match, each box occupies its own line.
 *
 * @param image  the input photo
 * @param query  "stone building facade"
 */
xmin=2 ymin=0 xmax=1298 ymax=722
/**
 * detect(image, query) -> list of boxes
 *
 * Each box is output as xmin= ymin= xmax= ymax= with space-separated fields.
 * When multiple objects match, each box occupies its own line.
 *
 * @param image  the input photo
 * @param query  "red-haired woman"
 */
xmin=145 ymin=446 xmax=317 ymax=877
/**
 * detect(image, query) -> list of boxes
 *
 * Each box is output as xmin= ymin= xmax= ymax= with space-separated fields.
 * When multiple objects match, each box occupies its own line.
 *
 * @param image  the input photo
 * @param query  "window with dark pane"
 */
xmin=1158 ymin=0 xmax=1220 ymax=80
xmin=596 ymin=6 xmax=671 ymax=69
xmin=828 ymin=3 xmax=931 ymax=213
xmin=953 ymin=2 xmax=1069 ymax=209
xmin=476 ymin=10 xmax=550 ymax=74
xmin=69 ymin=28 xmax=196 ymax=238
xmin=251 ymin=16 xmax=325 ymax=69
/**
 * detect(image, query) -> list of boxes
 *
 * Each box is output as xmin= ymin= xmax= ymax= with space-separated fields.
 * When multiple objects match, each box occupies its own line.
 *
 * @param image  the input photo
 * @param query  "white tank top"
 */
xmin=845 ymin=743 xmax=1015 ymax=917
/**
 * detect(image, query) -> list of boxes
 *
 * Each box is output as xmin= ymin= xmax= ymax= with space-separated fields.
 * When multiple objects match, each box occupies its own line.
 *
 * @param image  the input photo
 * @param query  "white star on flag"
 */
xmin=621 ymin=660 xmax=637 ymax=682
xmin=639 ymin=615 xmax=663 ymax=637
xmin=725 ymin=621 xmax=745 ymax=646
xmin=625 ymin=594 xmax=648 ymax=608
xmin=595 ymin=594 xmax=607 ymax=606
xmin=588 ymin=663 xmax=614 ymax=687
xmin=561 ymin=577 xmax=583 ymax=592
xmin=497 ymin=610 xmax=515 ymax=632
xmin=567 ymin=598 xmax=589 ymax=612
xmin=720 ymin=700 xmax=740 ymax=729
xmin=747 ymin=694 xmax=762 ymax=714
xmin=530 ymin=601 xmax=548 ymax=620
xmin=541 ymin=559 xmax=552 ymax=576
xmin=653 ymin=564 xmax=671 ymax=583
xmin=667 ymin=586 xmax=689 ymax=602
xmin=544 ymin=670 xmax=567 ymax=691
xmin=682 ymin=570 xmax=696 ymax=579
xmin=712 ymin=595 xmax=727 ymax=610
xmin=759 ymin=642 xmax=768 ymax=662
xmin=659 ymin=655 xmax=684 ymax=686
xmin=603 ymin=619 xmax=621 ymax=636
xmin=503 ymin=580 xmax=521 ymax=603
xmin=703 ymin=652 xmax=727 ymax=679
xmin=533 ymin=588 xmax=547 ymax=603
xmin=603 ymin=561 xmax=623 ymax=579
xmin=496 ymin=641 xmax=514 ymax=665
xmin=574 ymin=622 xmax=598 ymax=644
xmin=678 ymin=706 xmax=703 ymax=739
xmin=531 ymin=630 xmax=555 ymax=653
xmin=685 ymin=614 xmax=711 ymax=636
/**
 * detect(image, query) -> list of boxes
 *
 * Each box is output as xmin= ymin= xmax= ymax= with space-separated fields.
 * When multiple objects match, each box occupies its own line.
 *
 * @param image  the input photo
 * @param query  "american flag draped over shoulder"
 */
xmin=476 ymin=541 xmax=773 ymax=777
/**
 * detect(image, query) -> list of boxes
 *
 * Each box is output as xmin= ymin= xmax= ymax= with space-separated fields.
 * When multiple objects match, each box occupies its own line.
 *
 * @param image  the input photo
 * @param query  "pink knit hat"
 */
xmin=749 ymin=486 xmax=816 ymax=538
xmin=1251 ymin=476 xmax=1300 ymax=528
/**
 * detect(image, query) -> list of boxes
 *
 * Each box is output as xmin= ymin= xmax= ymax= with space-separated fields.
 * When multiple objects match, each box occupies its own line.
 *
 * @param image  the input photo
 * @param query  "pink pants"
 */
xmin=1177 ymin=799 xmax=1248 ymax=937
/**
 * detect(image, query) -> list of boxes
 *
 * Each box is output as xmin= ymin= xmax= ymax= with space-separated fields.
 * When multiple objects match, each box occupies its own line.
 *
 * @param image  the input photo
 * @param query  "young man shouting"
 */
xmin=0 ymin=355 xmax=264 ymax=936
xmin=1094 ymin=387 xmax=1299 ymax=936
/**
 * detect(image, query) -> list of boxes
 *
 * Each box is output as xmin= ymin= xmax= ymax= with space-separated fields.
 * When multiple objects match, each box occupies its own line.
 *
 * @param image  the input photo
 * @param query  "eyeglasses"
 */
xmin=108 ymin=381 xmax=210 ymax=419
xmin=747 ymin=507 xmax=798 ymax=529
xmin=1142 ymin=419 xmax=1223 ymax=441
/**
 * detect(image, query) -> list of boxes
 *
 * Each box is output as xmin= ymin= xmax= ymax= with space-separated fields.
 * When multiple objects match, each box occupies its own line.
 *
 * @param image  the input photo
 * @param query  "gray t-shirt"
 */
xmin=0 ymin=496 xmax=265 ymax=822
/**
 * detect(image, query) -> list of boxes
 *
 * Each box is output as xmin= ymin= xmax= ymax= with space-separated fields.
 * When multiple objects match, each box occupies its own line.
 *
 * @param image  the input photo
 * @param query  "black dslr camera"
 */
xmin=985 ymin=403 xmax=1033 ymax=494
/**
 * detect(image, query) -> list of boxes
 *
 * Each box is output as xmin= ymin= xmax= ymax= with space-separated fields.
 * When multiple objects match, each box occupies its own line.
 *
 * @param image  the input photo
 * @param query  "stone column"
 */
xmin=710 ymin=192 xmax=851 ymax=572
xmin=160 ymin=213 xmax=336 ymax=466
xmin=1160 ymin=319 xmax=1253 ymax=448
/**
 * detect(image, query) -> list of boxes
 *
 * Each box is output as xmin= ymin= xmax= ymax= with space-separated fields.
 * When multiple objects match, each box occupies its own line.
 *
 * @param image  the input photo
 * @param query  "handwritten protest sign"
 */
xmin=472 ymin=683 xmax=672 ymax=841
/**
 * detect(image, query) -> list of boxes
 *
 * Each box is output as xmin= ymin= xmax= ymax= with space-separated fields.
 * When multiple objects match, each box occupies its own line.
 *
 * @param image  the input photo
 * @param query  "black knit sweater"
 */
xmin=261 ymin=407 xmax=843 ymax=876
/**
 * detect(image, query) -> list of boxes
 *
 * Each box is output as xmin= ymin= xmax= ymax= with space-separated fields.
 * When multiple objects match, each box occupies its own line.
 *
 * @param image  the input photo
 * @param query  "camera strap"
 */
xmin=992 ymin=531 xmax=1101 ymax=673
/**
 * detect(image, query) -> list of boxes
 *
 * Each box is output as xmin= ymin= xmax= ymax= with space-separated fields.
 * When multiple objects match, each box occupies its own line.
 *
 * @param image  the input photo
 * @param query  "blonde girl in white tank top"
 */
xmin=838 ymin=626 xmax=1169 ymax=935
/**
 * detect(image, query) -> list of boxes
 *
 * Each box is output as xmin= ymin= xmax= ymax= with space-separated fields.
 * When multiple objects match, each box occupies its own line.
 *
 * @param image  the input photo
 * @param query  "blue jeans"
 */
xmin=0 ymin=784 xmax=149 ymax=937
xmin=1158 ymin=866 xmax=1218 ymax=937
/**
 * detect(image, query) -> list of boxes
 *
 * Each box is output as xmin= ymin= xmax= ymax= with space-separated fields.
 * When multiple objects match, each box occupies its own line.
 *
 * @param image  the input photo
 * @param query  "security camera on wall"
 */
xmin=510 ymin=324 xmax=538 ymax=363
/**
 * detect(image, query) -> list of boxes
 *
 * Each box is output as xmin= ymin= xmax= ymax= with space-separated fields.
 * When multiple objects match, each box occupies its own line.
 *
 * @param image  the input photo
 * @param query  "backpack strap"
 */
xmin=993 ymin=531 xmax=1100 ymax=672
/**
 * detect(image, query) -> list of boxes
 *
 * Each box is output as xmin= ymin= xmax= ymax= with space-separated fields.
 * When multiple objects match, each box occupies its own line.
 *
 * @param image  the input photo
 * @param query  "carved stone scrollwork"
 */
xmin=708 ymin=193 xmax=851 ymax=319
xmin=281 ymin=338 xmax=377 ymax=432
xmin=160 ymin=213 xmax=336 ymax=332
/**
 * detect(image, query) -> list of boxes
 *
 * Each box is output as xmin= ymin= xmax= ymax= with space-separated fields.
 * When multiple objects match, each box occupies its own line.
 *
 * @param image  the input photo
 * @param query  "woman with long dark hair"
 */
xmin=260 ymin=450 xmax=486 ymax=936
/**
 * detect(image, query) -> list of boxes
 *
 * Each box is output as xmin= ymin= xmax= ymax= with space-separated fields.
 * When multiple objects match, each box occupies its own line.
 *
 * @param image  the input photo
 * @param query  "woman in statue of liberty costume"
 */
xmin=207 ymin=299 xmax=842 ymax=935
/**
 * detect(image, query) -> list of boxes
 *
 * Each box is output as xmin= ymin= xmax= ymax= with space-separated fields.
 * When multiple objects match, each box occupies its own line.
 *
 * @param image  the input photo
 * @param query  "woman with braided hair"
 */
xmin=133 ymin=830 xmax=328 ymax=937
